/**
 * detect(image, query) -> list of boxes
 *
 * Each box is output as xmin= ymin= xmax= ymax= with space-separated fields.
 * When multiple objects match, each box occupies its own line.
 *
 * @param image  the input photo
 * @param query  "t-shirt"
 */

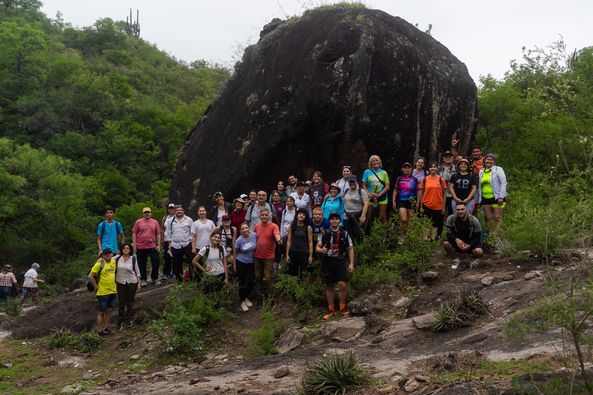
xmin=362 ymin=169 xmax=389 ymax=198
xmin=317 ymin=228 xmax=353 ymax=260
xmin=230 ymin=209 xmax=247 ymax=230
xmin=235 ymin=233 xmax=257 ymax=264
xmin=420 ymin=176 xmax=447 ymax=210
xmin=198 ymin=245 xmax=226 ymax=275
xmin=445 ymin=214 xmax=482 ymax=244
xmin=290 ymin=224 xmax=310 ymax=253
xmin=395 ymin=176 xmax=419 ymax=201
xmin=451 ymin=173 xmax=478 ymax=201
xmin=344 ymin=187 xmax=368 ymax=214
xmin=97 ymin=220 xmax=123 ymax=253
xmin=218 ymin=226 xmax=234 ymax=255
xmin=132 ymin=219 xmax=160 ymax=249
xmin=90 ymin=258 xmax=117 ymax=296
xmin=309 ymin=218 xmax=330 ymax=244
xmin=481 ymin=169 xmax=495 ymax=199
xmin=216 ymin=207 xmax=226 ymax=227
xmin=247 ymin=203 xmax=273 ymax=231
xmin=412 ymin=169 xmax=427 ymax=184
xmin=308 ymin=182 xmax=328 ymax=207
xmin=472 ymin=157 xmax=485 ymax=176
xmin=23 ymin=268 xmax=38 ymax=288
xmin=271 ymin=202 xmax=286 ymax=226
xmin=439 ymin=165 xmax=457 ymax=197
xmin=280 ymin=207 xmax=296 ymax=238
xmin=192 ymin=219 xmax=216 ymax=249
xmin=254 ymin=222 xmax=280 ymax=259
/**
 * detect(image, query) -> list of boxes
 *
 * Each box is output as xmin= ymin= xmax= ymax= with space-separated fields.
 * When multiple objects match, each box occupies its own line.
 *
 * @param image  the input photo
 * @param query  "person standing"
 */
xmin=218 ymin=215 xmax=237 ymax=274
xmin=317 ymin=212 xmax=355 ymax=319
xmin=230 ymin=198 xmax=248 ymax=230
xmin=478 ymin=153 xmax=507 ymax=233
xmin=335 ymin=166 xmax=353 ymax=197
xmin=115 ymin=244 xmax=141 ymax=328
xmin=209 ymin=192 xmax=232 ymax=226
xmin=392 ymin=162 xmax=420 ymax=238
xmin=308 ymin=171 xmax=329 ymax=209
xmin=132 ymin=207 xmax=161 ymax=287
xmin=234 ymin=223 xmax=257 ymax=312
xmin=285 ymin=175 xmax=299 ymax=197
xmin=343 ymin=175 xmax=369 ymax=245
xmin=310 ymin=207 xmax=330 ymax=247
xmin=191 ymin=206 xmax=216 ymax=282
xmin=418 ymin=162 xmax=447 ymax=239
xmin=321 ymin=183 xmax=345 ymax=221
xmin=439 ymin=151 xmax=457 ymax=215
xmin=253 ymin=208 xmax=282 ymax=301
xmin=449 ymin=158 xmax=478 ymax=214
xmin=87 ymin=249 xmax=116 ymax=335
xmin=0 ymin=265 xmax=18 ymax=305
xmin=362 ymin=155 xmax=390 ymax=231
xmin=161 ymin=203 xmax=176 ymax=280
xmin=246 ymin=191 xmax=274 ymax=231
xmin=169 ymin=206 xmax=194 ymax=282
xmin=286 ymin=209 xmax=313 ymax=278
xmin=271 ymin=181 xmax=288 ymax=203
xmin=97 ymin=207 xmax=125 ymax=256
xmin=290 ymin=181 xmax=312 ymax=217
xmin=192 ymin=230 xmax=229 ymax=292
xmin=412 ymin=157 xmax=427 ymax=185
xmin=270 ymin=191 xmax=286 ymax=226
xmin=19 ymin=262 xmax=44 ymax=306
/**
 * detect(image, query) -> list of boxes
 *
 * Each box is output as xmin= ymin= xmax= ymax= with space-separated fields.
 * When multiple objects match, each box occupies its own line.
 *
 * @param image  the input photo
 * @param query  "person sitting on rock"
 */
xmin=317 ymin=211 xmax=355 ymax=319
xmin=443 ymin=202 xmax=483 ymax=270
xmin=88 ymin=249 xmax=117 ymax=335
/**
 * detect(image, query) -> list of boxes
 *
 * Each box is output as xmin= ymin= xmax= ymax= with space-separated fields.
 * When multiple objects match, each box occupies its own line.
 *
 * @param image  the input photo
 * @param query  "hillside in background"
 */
xmin=0 ymin=1 xmax=229 ymax=272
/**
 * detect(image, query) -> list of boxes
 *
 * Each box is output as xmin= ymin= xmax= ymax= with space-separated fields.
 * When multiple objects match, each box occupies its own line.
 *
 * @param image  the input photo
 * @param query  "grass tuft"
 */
xmin=432 ymin=289 xmax=488 ymax=332
xmin=297 ymin=352 xmax=370 ymax=394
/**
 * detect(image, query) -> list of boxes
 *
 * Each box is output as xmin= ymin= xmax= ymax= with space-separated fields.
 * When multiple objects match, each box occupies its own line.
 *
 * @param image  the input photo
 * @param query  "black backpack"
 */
xmin=200 ymin=245 xmax=225 ymax=265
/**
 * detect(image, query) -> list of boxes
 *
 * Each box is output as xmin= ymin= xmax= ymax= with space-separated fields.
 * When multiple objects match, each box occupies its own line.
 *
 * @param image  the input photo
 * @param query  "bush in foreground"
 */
xmin=297 ymin=352 xmax=370 ymax=394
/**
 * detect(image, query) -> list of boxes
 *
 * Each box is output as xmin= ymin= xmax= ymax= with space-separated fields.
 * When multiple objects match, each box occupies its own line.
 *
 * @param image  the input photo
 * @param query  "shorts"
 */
xmin=481 ymin=197 xmax=506 ymax=209
xmin=97 ymin=293 xmax=117 ymax=312
xmin=368 ymin=195 xmax=388 ymax=207
xmin=396 ymin=199 xmax=414 ymax=210
xmin=321 ymin=258 xmax=348 ymax=285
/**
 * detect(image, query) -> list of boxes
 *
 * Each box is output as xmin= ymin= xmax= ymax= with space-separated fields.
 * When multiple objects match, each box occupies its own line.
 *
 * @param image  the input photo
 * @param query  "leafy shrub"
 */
xmin=350 ymin=264 xmax=399 ymax=296
xmin=275 ymin=273 xmax=325 ymax=313
xmin=247 ymin=304 xmax=283 ymax=357
xmin=432 ymin=289 xmax=488 ymax=332
xmin=151 ymin=283 xmax=232 ymax=355
xmin=1 ymin=298 xmax=22 ymax=317
xmin=76 ymin=331 xmax=102 ymax=353
xmin=297 ymin=352 xmax=370 ymax=394
xmin=48 ymin=328 xmax=76 ymax=349
xmin=355 ymin=217 xmax=398 ymax=267
xmin=48 ymin=328 xmax=102 ymax=353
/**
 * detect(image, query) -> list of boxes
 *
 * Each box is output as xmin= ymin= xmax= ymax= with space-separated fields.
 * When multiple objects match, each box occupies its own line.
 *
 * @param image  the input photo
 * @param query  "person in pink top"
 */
xmin=253 ymin=208 xmax=282 ymax=301
xmin=132 ymin=207 xmax=162 ymax=287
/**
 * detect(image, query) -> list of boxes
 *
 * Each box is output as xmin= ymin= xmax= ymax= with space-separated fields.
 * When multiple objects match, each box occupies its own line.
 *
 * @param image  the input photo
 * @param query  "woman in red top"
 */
xmin=417 ymin=161 xmax=447 ymax=240
xmin=230 ymin=198 xmax=247 ymax=230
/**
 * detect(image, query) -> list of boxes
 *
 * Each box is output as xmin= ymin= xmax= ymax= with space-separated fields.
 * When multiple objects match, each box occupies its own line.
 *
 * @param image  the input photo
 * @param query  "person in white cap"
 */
xmin=19 ymin=262 xmax=44 ymax=306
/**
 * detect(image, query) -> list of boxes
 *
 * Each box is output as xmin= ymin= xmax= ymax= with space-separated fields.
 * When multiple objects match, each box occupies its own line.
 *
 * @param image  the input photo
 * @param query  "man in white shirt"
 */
xmin=161 ymin=203 xmax=176 ymax=279
xmin=19 ymin=262 xmax=44 ymax=306
xmin=168 ymin=205 xmax=194 ymax=282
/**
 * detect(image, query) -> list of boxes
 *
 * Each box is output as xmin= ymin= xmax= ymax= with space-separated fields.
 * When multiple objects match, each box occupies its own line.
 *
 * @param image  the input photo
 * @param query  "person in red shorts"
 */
xmin=253 ymin=208 xmax=282 ymax=301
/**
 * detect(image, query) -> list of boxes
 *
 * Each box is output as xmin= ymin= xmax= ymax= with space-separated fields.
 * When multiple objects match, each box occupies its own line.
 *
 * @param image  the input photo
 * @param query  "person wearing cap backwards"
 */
xmin=0 ymin=265 xmax=19 ymax=304
xmin=321 ymin=183 xmax=345 ymax=221
xmin=342 ymin=175 xmax=369 ymax=245
xmin=97 ymin=207 xmax=125 ymax=256
xmin=393 ymin=162 xmax=420 ymax=239
xmin=19 ymin=262 xmax=44 ymax=306
xmin=439 ymin=151 xmax=457 ymax=215
xmin=161 ymin=203 xmax=176 ymax=280
xmin=88 ymin=249 xmax=117 ymax=335
xmin=290 ymin=181 xmax=312 ymax=217
xmin=132 ymin=207 xmax=162 ymax=287
xmin=317 ymin=211 xmax=355 ymax=319
xmin=209 ymin=192 xmax=232 ymax=226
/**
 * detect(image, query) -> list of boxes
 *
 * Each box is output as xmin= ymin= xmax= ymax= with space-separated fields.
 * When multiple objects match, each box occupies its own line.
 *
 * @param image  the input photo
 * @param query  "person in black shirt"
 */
xmin=443 ymin=203 xmax=483 ymax=270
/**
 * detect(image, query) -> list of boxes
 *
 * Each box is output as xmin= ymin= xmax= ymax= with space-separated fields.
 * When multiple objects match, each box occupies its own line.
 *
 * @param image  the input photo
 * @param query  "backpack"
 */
xmin=99 ymin=220 xmax=122 ymax=239
xmin=86 ymin=259 xmax=106 ymax=292
xmin=199 ymin=245 xmax=225 ymax=265
xmin=247 ymin=202 xmax=274 ymax=222
xmin=320 ymin=227 xmax=350 ymax=257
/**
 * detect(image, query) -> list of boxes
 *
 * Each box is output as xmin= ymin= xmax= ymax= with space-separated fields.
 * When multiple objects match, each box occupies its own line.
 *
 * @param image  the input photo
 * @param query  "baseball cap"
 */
xmin=347 ymin=175 xmax=358 ymax=182
xmin=240 ymin=193 xmax=248 ymax=200
xmin=167 ymin=203 xmax=175 ymax=209
xmin=296 ymin=181 xmax=305 ymax=187
xmin=102 ymin=248 xmax=113 ymax=254
xmin=142 ymin=207 xmax=152 ymax=213
xmin=329 ymin=211 xmax=341 ymax=219
xmin=222 ymin=214 xmax=231 ymax=222
xmin=442 ymin=150 xmax=453 ymax=156
xmin=402 ymin=162 xmax=412 ymax=167
xmin=214 ymin=191 xmax=223 ymax=197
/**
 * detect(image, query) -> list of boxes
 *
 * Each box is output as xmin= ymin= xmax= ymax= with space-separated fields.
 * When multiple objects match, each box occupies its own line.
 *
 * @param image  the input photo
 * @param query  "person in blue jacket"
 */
xmin=321 ymin=183 xmax=345 ymax=221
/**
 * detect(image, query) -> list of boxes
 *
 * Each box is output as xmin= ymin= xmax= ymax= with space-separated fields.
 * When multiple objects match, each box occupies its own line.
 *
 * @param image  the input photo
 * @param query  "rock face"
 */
xmin=171 ymin=7 xmax=477 ymax=208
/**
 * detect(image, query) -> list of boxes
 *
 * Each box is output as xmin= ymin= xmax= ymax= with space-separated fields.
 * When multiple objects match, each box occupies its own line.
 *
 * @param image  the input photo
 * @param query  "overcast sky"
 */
xmin=41 ymin=0 xmax=592 ymax=83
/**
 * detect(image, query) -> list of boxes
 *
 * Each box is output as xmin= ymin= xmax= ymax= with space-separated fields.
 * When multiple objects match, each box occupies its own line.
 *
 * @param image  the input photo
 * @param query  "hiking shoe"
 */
xmin=340 ymin=309 xmax=351 ymax=317
xmin=397 ymin=236 xmax=405 ymax=245
xmin=470 ymin=259 xmax=480 ymax=269
xmin=140 ymin=280 xmax=148 ymax=287
xmin=161 ymin=275 xmax=169 ymax=280
xmin=244 ymin=299 xmax=253 ymax=308
xmin=451 ymin=258 xmax=461 ymax=270
xmin=153 ymin=279 xmax=162 ymax=286
xmin=323 ymin=310 xmax=338 ymax=320
xmin=240 ymin=301 xmax=249 ymax=312
xmin=127 ymin=321 xmax=134 ymax=328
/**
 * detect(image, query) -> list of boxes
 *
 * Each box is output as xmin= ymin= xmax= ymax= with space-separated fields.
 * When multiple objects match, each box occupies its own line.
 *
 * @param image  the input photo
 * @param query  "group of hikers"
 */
xmin=0 ymin=140 xmax=508 ymax=337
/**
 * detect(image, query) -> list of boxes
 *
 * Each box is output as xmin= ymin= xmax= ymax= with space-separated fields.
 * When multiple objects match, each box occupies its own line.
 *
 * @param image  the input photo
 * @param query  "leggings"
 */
xmin=236 ymin=260 xmax=255 ymax=301
xmin=116 ymin=282 xmax=137 ymax=324
xmin=288 ymin=250 xmax=308 ymax=277
xmin=422 ymin=205 xmax=444 ymax=237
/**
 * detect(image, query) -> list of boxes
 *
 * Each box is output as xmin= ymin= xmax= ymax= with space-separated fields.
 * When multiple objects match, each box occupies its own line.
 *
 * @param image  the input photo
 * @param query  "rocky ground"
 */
xmin=1 ymin=250 xmax=589 ymax=394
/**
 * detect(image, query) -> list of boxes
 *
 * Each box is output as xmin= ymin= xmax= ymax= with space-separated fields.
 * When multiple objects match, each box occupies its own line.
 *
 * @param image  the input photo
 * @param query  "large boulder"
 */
xmin=171 ymin=6 xmax=477 ymax=208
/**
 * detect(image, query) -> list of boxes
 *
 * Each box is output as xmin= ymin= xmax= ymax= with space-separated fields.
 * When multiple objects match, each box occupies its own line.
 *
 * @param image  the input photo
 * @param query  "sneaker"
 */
xmin=340 ymin=309 xmax=351 ymax=317
xmin=240 ymin=301 xmax=249 ymax=312
xmin=244 ymin=299 xmax=253 ymax=308
xmin=140 ymin=280 xmax=148 ymax=287
xmin=397 ymin=236 xmax=405 ymax=245
xmin=470 ymin=259 xmax=480 ymax=269
xmin=153 ymin=279 xmax=162 ymax=286
xmin=451 ymin=258 xmax=461 ymax=270
xmin=161 ymin=275 xmax=169 ymax=280
xmin=127 ymin=321 xmax=134 ymax=328
xmin=323 ymin=310 xmax=338 ymax=320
